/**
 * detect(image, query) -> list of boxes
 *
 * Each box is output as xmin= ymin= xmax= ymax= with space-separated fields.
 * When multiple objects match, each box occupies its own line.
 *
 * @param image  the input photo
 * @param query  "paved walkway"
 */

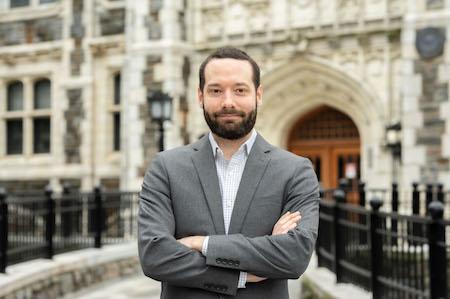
xmin=62 ymin=273 xmax=302 ymax=299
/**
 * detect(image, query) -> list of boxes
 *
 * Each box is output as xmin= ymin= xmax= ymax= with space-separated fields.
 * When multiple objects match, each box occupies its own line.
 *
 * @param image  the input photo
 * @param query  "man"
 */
xmin=138 ymin=47 xmax=319 ymax=298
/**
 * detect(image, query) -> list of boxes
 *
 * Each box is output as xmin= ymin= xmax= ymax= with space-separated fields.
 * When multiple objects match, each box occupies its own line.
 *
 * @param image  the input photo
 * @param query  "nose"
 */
xmin=222 ymin=89 xmax=234 ymax=108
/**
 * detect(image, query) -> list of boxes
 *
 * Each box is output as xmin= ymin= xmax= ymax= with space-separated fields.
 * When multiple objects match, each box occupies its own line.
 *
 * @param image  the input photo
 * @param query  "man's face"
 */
xmin=198 ymin=58 xmax=263 ymax=140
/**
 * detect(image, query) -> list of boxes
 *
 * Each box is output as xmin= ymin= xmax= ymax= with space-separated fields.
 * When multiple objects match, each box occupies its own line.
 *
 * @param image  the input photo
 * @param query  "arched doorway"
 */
xmin=288 ymin=106 xmax=361 ymax=198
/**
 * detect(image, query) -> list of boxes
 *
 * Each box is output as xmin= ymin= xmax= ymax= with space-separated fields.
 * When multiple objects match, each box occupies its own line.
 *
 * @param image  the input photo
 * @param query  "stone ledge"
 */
xmin=0 ymin=242 xmax=140 ymax=299
xmin=300 ymin=254 xmax=371 ymax=299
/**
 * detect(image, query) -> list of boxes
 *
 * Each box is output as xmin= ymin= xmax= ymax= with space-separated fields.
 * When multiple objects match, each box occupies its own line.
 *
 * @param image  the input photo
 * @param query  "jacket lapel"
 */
xmin=191 ymin=136 xmax=226 ymax=235
xmin=228 ymin=135 xmax=272 ymax=234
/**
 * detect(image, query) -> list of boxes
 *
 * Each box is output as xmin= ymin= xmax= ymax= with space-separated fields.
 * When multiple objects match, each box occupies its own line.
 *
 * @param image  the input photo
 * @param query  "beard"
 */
xmin=203 ymin=104 xmax=257 ymax=140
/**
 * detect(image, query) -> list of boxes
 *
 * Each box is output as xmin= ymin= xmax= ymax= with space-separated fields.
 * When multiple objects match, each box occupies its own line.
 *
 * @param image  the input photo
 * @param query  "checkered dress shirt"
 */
xmin=201 ymin=130 xmax=257 ymax=288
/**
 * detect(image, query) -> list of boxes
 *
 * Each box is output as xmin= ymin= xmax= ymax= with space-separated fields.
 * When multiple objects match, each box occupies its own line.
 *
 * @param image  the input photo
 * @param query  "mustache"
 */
xmin=214 ymin=109 xmax=245 ymax=117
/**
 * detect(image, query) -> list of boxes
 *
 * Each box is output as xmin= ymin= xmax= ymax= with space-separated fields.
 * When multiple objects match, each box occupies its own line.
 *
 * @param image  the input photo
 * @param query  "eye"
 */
xmin=207 ymin=88 xmax=222 ymax=95
xmin=235 ymin=88 xmax=247 ymax=95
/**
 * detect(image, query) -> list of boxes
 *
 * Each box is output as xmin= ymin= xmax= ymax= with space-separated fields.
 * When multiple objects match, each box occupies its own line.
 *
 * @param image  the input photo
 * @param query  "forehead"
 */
xmin=204 ymin=58 xmax=253 ymax=84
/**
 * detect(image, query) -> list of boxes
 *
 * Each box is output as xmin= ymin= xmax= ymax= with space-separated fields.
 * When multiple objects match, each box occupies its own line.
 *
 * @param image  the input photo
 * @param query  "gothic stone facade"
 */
xmin=0 ymin=0 xmax=449 ymax=193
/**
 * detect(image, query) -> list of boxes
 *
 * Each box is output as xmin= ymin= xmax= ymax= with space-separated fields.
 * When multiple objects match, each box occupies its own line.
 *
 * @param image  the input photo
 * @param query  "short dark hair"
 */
xmin=198 ymin=47 xmax=260 ymax=92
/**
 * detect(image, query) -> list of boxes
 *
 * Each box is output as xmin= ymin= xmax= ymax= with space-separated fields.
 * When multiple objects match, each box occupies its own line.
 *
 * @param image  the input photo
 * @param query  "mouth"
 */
xmin=216 ymin=114 xmax=242 ymax=120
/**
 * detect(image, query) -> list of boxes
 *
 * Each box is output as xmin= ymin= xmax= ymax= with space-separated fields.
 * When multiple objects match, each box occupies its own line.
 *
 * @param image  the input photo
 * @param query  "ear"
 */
xmin=256 ymin=85 xmax=263 ymax=107
xmin=197 ymin=87 xmax=204 ymax=109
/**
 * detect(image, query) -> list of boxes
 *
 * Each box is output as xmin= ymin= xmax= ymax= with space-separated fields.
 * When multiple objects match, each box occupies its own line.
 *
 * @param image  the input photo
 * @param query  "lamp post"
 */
xmin=385 ymin=122 xmax=402 ymax=186
xmin=385 ymin=122 xmax=401 ymax=158
xmin=147 ymin=90 xmax=172 ymax=151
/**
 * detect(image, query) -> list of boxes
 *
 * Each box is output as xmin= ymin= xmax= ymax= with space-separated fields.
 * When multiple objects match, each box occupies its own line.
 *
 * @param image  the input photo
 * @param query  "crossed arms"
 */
xmin=138 ymin=154 xmax=319 ymax=296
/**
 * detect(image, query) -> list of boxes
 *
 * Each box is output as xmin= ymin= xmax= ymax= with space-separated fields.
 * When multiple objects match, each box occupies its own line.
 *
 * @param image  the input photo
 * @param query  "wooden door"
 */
xmin=288 ymin=106 xmax=361 ymax=198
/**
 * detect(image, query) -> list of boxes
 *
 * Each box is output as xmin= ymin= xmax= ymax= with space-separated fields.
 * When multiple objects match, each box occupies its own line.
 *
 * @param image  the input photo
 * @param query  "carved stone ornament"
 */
xmin=416 ymin=27 xmax=446 ymax=59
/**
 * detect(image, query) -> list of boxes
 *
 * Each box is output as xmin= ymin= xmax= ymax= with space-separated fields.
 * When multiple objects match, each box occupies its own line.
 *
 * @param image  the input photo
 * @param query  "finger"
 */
xmin=282 ymin=216 xmax=301 ymax=228
xmin=277 ymin=211 xmax=291 ymax=223
xmin=281 ymin=222 xmax=298 ymax=234
xmin=281 ymin=221 xmax=299 ymax=231
xmin=281 ymin=215 xmax=301 ymax=227
xmin=277 ymin=211 xmax=298 ymax=226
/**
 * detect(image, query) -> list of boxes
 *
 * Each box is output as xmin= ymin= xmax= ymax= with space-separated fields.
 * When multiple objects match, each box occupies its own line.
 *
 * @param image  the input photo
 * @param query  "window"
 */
xmin=6 ymin=119 xmax=23 ymax=154
xmin=111 ymin=72 xmax=121 ymax=152
xmin=33 ymin=117 xmax=50 ymax=153
xmin=113 ymin=113 xmax=120 ymax=151
xmin=9 ymin=0 xmax=58 ymax=9
xmin=2 ymin=78 xmax=52 ymax=156
xmin=7 ymin=81 xmax=23 ymax=111
xmin=34 ymin=79 xmax=51 ymax=109
xmin=10 ymin=0 xmax=30 ymax=8
xmin=114 ymin=73 xmax=121 ymax=105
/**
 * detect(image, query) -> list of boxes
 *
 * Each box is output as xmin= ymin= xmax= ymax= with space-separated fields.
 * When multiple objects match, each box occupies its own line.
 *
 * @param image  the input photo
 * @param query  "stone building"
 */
xmin=0 ymin=0 xmax=449 ymax=194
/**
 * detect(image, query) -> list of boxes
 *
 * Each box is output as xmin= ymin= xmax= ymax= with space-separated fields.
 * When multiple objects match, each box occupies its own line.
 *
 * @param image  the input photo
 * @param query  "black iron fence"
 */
xmin=340 ymin=180 xmax=449 ymax=218
xmin=0 ymin=187 xmax=139 ymax=273
xmin=317 ymin=189 xmax=449 ymax=299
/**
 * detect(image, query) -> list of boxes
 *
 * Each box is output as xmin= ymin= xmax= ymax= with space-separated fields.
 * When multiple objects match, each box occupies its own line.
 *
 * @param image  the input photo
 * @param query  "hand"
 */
xmin=272 ymin=211 xmax=301 ymax=235
xmin=247 ymin=273 xmax=267 ymax=283
xmin=177 ymin=236 xmax=205 ymax=252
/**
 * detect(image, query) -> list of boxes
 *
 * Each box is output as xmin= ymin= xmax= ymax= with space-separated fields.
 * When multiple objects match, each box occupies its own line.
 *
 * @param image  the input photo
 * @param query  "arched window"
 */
xmin=7 ymin=81 xmax=23 ymax=111
xmin=4 ymin=78 xmax=52 ymax=156
xmin=34 ymin=79 xmax=51 ymax=109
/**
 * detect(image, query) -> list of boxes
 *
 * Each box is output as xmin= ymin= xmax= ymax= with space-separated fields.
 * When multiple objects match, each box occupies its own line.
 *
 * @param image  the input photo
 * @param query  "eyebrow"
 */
xmin=205 ymin=82 xmax=251 ymax=88
xmin=206 ymin=83 xmax=221 ymax=88
xmin=235 ymin=83 xmax=250 ymax=87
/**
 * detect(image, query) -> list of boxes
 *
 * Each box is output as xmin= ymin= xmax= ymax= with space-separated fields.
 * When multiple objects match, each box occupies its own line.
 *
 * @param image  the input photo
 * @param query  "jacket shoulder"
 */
xmin=270 ymin=147 xmax=309 ymax=164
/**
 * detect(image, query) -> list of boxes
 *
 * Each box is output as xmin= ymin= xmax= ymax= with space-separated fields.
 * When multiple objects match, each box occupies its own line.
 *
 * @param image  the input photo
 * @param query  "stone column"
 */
xmin=120 ymin=0 xmax=149 ymax=191
xmin=400 ymin=0 xmax=450 ymax=188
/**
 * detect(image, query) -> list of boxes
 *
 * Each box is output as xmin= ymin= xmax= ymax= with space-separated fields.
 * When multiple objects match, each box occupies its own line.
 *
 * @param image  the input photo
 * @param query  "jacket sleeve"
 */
xmin=204 ymin=158 xmax=320 ymax=279
xmin=138 ymin=154 xmax=240 ymax=296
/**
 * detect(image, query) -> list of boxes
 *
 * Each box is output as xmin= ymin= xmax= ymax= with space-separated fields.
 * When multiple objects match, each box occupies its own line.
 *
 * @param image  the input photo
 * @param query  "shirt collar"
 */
xmin=208 ymin=130 xmax=257 ymax=157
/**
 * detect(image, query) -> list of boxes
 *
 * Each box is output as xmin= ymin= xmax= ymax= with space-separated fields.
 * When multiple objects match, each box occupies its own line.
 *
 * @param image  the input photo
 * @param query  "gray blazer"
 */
xmin=138 ymin=134 xmax=319 ymax=299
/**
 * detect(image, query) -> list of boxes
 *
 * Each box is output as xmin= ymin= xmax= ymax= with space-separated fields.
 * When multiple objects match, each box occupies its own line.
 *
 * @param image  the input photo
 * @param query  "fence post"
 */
xmin=391 ymin=183 xmax=398 ymax=245
xmin=333 ymin=189 xmax=346 ymax=283
xmin=45 ymin=185 xmax=55 ymax=259
xmin=428 ymin=201 xmax=447 ymax=299
xmin=370 ymin=197 xmax=383 ymax=299
xmin=317 ymin=187 xmax=324 ymax=268
xmin=425 ymin=184 xmax=433 ymax=215
xmin=0 ymin=188 xmax=8 ymax=273
xmin=358 ymin=181 xmax=366 ymax=207
xmin=411 ymin=183 xmax=421 ymax=244
xmin=94 ymin=186 xmax=103 ymax=248
xmin=358 ymin=181 xmax=367 ymax=245
xmin=412 ymin=182 xmax=420 ymax=215
xmin=436 ymin=184 xmax=444 ymax=204
xmin=61 ymin=183 xmax=71 ymax=237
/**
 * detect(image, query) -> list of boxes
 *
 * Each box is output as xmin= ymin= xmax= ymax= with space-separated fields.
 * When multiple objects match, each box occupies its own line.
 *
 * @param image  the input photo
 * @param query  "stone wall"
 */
xmin=65 ymin=89 xmax=84 ymax=164
xmin=0 ymin=244 xmax=141 ymax=299
xmin=148 ymin=0 xmax=163 ymax=40
xmin=100 ymin=9 xmax=125 ymax=36
xmin=414 ymin=45 xmax=449 ymax=181
xmin=0 ymin=180 xmax=49 ymax=193
xmin=180 ymin=56 xmax=191 ymax=145
xmin=0 ymin=17 xmax=62 ymax=46
xmin=70 ymin=0 xmax=84 ymax=76
xmin=140 ymin=55 xmax=162 ymax=175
